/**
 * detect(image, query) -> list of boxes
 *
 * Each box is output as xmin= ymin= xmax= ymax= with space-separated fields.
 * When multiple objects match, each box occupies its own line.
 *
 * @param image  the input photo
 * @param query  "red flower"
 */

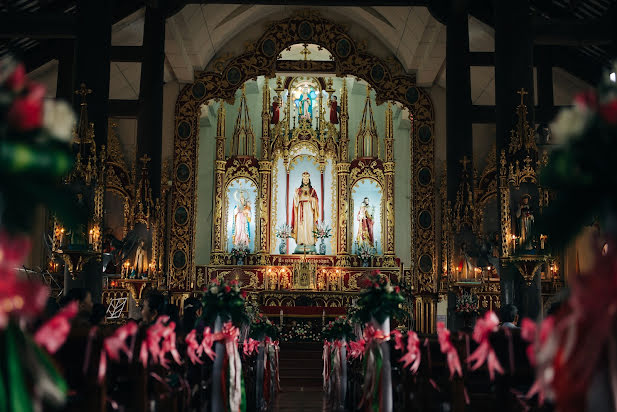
xmin=4 ymin=63 xmax=26 ymax=92
xmin=599 ymin=99 xmax=617 ymax=124
xmin=224 ymin=286 xmax=231 ymax=293
xmin=230 ymin=279 xmax=238 ymax=286
xmin=212 ymin=278 xmax=220 ymax=285
xmin=394 ymin=286 xmax=400 ymax=293
xmin=7 ymin=83 xmax=45 ymax=132
xmin=574 ymin=90 xmax=598 ymax=109
xmin=241 ymin=290 xmax=247 ymax=298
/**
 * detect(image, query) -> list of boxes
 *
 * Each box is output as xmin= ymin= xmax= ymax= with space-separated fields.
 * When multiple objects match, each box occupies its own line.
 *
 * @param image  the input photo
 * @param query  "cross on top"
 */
xmin=75 ymin=83 xmax=92 ymax=104
xmin=459 ymin=155 xmax=471 ymax=171
xmin=139 ymin=154 xmax=151 ymax=167
xmin=300 ymin=44 xmax=311 ymax=61
xmin=517 ymin=88 xmax=528 ymax=105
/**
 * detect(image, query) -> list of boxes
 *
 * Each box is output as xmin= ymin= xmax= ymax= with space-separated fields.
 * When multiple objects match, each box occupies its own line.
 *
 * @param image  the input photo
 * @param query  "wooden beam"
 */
xmin=0 ymin=13 xmax=76 ymax=39
xmin=110 ymin=46 xmax=144 ymax=62
xmin=469 ymin=52 xmax=494 ymax=66
xmin=109 ymin=99 xmax=139 ymax=117
xmin=534 ymin=19 xmax=613 ymax=46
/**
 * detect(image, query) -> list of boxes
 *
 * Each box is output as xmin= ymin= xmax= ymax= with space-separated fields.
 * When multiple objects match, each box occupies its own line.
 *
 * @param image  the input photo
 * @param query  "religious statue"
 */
xmin=356 ymin=197 xmax=374 ymax=247
xmin=291 ymin=172 xmax=319 ymax=253
xmin=457 ymin=242 xmax=476 ymax=280
xmin=295 ymin=87 xmax=314 ymax=121
xmin=270 ymin=95 xmax=280 ymax=125
xmin=329 ymin=95 xmax=339 ymax=124
xmin=133 ymin=239 xmax=148 ymax=277
xmin=232 ymin=190 xmax=251 ymax=249
xmin=516 ymin=194 xmax=535 ymax=250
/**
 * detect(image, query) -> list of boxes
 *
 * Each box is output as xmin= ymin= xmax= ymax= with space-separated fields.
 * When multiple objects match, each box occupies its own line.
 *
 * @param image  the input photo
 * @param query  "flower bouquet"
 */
xmin=313 ymin=221 xmax=332 ymax=255
xmin=455 ymin=292 xmax=479 ymax=314
xmin=275 ymin=224 xmax=292 ymax=254
xmin=249 ymin=313 xmax=280 ymax=341
xmin=322 ymin=316 xmax=356 ymax=342
xmin=201 ymin=278 xmax=249 ymax=327
xmin=230 ymin=247 xmax=249 ymax=264
xmin=356 ymin=243 xmax=375 ymax=266
xmin=352 ymin=270 xmax=406 ymax=324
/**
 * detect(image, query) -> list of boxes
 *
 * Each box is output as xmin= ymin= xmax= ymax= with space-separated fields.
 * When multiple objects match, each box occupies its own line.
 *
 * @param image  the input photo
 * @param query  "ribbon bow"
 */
xmin=218 ymin=322 xmax=242 ymax=412
xmin=437 ymin=321 xmax=463 ymax=379
xmin=34 ymin=301 xmax=78 ymax=354
xmin=200 ymin=326 xmax=217 ymax=360
xmin=363 ymin=325 xmax=389 ymax=345
xmin=139 ymin=315 xmax=169 ymax=367
xmin=467 ymin=311 xmax=504 ymax=380
xmin=186 ymin=329 xmax=203 ymax=365
xmin=99 ymin=321 xmax=138 ymax=382
xmin=347 ymin=339 xmax=366 ymax=360
xmin=398 ymin=331 xmax=421 ymax=373
xmin=159 ymin=321 xmax=182 ymax=368
xmin=243 ymin=338 xmax=260 ymax=356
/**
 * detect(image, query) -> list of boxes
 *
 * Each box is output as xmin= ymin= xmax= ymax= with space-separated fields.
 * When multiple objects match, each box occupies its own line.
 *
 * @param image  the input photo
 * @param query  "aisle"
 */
xmin=275 ymin=342 xmax=327 ymax=411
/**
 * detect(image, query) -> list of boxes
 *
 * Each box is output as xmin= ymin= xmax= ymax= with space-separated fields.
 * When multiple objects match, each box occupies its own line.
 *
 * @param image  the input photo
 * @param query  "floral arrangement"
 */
xmin=249 ymin=312 xmax=280 ymax=340
xmin=0 ymin=57 xmax=83 ymax=411
xmin=281 ymin=320 xmax=320 ymax=342
xmin=352 ymin=270 xmax=407 ymax=324
xmin=275 ymin=224 xmax=292 ymax=239
xmin=322 ymin=316 xmax=356 ymax=342
xmin=201 ymin=278 xmax=249 ymax=327
xmin=356 ymin=243 xmax=375 ymax=260
xmin=312 ymin=221 xmax=332 ymax=239
xmin=230 ymin=247 xmax=249 ymax=260
xmin=539 ymin=65 xmax=617 ymax=246
xmin=455 ymin=292 xmax=479 ymax=314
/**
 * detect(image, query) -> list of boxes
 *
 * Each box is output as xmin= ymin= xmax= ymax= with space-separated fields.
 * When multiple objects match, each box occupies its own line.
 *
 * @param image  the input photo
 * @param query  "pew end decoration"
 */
xmin=249 ymin=312 xmax=280 ymax=341
xmin=352 ymin=270 xmax=406 ymax=325
xmin=322 ymin=316 xmax=356 ymax=342
xmin=201 ymin=278 xmax=249 ymax=327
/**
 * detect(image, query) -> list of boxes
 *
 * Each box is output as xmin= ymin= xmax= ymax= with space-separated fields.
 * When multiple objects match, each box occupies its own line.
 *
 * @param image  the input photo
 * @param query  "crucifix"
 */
xmin=139 ymin=154 xmax=151 ymax=168
xmin=517 ymin=88 xmax=528 ymax=105
xmin=459 ymin=155 xmax=471 ymax=171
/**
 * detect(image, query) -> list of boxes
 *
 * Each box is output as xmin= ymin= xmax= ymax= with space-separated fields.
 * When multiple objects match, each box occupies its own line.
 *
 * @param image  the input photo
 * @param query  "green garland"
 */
xmin=322 ymin=316 xmax=356 ymax=342
xmin=201 ymin=278 xmax=249 ymax=327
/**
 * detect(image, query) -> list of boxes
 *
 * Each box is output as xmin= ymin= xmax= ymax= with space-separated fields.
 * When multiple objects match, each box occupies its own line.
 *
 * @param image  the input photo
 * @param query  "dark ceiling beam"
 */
xmin=110 ymin=46 xmax=144 ymax=62
xmin=472 ymin=104 xmax=568 ymax=124
xmin=469 ymin=52 xmax=494 ymax=66
xmin=109 ymin=99 xmax=140 ymax=117
xmin=0 ymin=13 xmax=76 ymax=39
xmin=184 ymin=0 xmax=429 ymax=5
xmin=534 ymin=19 xmax=614 ymax=46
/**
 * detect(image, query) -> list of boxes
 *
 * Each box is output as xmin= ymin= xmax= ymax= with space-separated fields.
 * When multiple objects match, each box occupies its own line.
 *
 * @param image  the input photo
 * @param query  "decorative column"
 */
xmin=336 ymin=80 xmax=351 ymax=265
xmin=261 ymin=79 xmax=271 ymax=159
xmin=211 ymin=104 xmax=226 ymax=265
xmin=258 ymin=80 xmax=272 ymax=260
xmin=383 ymin=103 xmax=396 ymax=264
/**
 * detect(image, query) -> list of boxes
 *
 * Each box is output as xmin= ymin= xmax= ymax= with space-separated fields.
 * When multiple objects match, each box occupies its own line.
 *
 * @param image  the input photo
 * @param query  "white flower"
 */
xmin=385 ymin=284 xmax=394 ymax=293
xmin=550 ymin=103 xmax=591 ymax=145
xmin=210 ymin=286 xmax=219 ymax=294
xmin=43 ymin=99 xmax=75 ymax=143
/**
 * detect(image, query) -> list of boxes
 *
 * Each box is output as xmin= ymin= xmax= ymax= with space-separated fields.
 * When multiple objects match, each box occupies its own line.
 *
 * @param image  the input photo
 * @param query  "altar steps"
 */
xmin=278 ymin=342 xmax=323 ymax=388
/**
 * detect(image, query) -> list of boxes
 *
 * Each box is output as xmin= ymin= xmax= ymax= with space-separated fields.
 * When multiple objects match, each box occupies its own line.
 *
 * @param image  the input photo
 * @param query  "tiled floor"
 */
xmin=274 ymin=386 xmax=327 ymax=411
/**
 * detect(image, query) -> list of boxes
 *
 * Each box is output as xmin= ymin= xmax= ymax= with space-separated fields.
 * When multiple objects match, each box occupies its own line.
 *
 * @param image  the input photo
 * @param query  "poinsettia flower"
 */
xmin=224 ymin=286 xmax=231 ymax=293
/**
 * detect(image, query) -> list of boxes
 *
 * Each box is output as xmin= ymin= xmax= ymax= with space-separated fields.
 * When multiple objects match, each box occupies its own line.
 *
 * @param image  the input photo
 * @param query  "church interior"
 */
xmin=1 ymin=0 xmax=616 ymax=411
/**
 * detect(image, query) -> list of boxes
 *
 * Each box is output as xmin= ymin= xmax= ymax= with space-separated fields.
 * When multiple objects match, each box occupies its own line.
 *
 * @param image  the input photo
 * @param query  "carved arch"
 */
xmin=169 ymin=10 xmax=435 ymax=292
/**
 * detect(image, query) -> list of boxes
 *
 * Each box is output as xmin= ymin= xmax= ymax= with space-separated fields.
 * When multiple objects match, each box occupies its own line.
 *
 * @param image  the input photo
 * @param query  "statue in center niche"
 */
xmin=295 ymin=87 xmax=314 ymax=121
xmin=291 ymin=172 xmax=319 ymax=253
xmin=516 ymin=194 xmax=535 ymax=250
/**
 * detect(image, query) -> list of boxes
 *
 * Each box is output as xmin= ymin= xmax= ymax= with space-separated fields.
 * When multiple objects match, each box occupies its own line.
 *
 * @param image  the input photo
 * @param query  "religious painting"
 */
xmin=351 ymin=178 xmax=383 ymax=255
xmin=271 ymin=147 xmax=336 ymax=255
xmin=225 ymin=178 xmax=258 ymax=253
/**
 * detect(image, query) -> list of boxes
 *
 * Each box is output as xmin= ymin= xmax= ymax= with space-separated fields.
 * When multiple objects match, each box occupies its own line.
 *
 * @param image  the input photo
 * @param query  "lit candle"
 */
xmin=512 ymin=234 xmax=517 ymax=253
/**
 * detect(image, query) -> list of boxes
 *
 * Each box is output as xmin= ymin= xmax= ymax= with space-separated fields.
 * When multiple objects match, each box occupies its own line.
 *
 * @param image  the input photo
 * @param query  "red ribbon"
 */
xmin=200 ymin=326 xmax=217 ymax=360
xmin=242 ymin=338 xmax=260 ymax=357
xmin=186 ymin=329 xmax=203 ymax=365
xmin=34 ymin=301 xmax=78 ymax=353
xmin=467 ymin=311 xmax=504 ymax=380
xmin=347 ymin=339 xmax=366 ymax=360
xmin=159 ymin=321 xmax=182 ymax=368
xmin=398 ymin=331 xmax=421 ymax=373
xmin=437 ymin=321 xmax=462 ymax=379
xmin=139 ymin=315 xmax=169 ymax=367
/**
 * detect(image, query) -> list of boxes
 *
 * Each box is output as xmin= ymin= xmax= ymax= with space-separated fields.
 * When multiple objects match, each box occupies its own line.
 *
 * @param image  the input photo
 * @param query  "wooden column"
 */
xmin=384 ymin=103 xmax=395 ymax=261
xmin=536 ymin=46 xmax=554 ymax=125
xmin=446 ymin=0 xmax=473 ymax=205
xmin=211 ymin=104 xmax=226 ymax=264
xmin=136 ymin=5 xmax=165 ymax=199
xmin=73 ymin=0 xmax=111 ymax=147
xmin=336 ymin=80 xmax=350 ymax=264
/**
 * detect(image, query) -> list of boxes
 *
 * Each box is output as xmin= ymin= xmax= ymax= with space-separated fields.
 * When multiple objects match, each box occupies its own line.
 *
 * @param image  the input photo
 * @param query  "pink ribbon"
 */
xmin=467 ymin=311 xmax=504 ymax=380
xmin=323 ymin=340 xmax=331 ymax=390
xmin=186 ymin=329 xmax=203 ymax=365
xmin=200 ymin=326 xmax=217 ymax=360
xmin=243 ymin=338 xmax=260 ymax=357
xmin=399 ymin=331 xmax=421 ymax=373
xmin=34 ymin=301 xmax=78 ymax=353
xmin=99 ymin=321 xmax=138 ymax=382
xmin=139 ymin=315 xmax=169 ymax=367
xmin=437 ymin=321 xmax=463 ymax=379
xmin=347 ymin=339 xmax=365 ymax=360
xmin=159 ymin=321 xmax=182 ymax=368
xmin=520 ymin=318 xmax=537 ymax=366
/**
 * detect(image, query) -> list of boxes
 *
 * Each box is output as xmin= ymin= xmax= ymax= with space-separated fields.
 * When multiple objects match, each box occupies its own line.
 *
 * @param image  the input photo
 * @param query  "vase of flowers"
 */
xmin=313 ymin=222 xmax=332 ymax=255
xmin=356 ymin=243 xmax=374 ymax=267
xmin=230 ymin=247 xmax=248 ymax=265
xmin=455 ymin=291 xmax=479 ymax=314
xmin=275 ymin=224 xmax=292 ymax=254
xmin=352 ymin=270 xmax=407 ymax=325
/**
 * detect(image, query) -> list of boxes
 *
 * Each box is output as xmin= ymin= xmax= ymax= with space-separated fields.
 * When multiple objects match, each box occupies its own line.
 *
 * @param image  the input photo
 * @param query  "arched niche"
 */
xmin=168 ymin=10 xmax=435 ymax=293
